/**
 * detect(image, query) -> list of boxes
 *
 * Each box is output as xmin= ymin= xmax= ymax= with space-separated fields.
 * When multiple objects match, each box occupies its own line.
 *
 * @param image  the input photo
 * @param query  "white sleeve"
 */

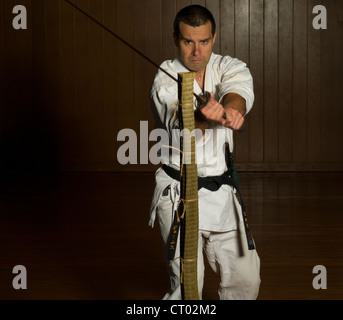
xmin=217 ymin=57 xmax=255 ymax=115
xmin=150 ymin=83 xmax=180 ymax=135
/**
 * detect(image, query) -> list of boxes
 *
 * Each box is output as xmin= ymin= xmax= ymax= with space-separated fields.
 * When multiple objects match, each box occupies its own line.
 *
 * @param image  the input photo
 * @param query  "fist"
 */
xmin=200 ymin=92 xmax=226 ymax=125
xmin=200 ymin=92 xmax=245 ymax=130
xmin=224 ymin=107 xmax=245 ymax=131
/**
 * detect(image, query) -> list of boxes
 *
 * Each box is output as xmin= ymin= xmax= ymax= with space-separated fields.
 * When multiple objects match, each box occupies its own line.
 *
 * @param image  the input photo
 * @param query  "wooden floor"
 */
xmin=0 ymin=171 xmax=342 ymax=300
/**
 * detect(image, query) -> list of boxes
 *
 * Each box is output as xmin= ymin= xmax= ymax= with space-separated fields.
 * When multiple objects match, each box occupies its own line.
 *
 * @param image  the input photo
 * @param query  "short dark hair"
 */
xmin=173 ymin=5 xmax=216 ymax=38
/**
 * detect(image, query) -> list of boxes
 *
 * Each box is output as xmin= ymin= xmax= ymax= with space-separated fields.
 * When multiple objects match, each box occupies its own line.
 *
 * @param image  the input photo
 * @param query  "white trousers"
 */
xmin=157 ymin=190 xmax=261 ymax=300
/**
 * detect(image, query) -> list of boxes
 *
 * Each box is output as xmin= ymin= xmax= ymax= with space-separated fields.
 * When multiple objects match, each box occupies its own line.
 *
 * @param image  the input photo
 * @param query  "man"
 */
xmin=149 ymin=5 xmax=261 ymax=300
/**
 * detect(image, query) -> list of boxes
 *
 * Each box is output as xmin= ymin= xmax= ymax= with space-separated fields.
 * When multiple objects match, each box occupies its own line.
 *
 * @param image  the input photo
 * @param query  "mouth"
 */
xmin=190 ymin=59 xmax=203 ymax=63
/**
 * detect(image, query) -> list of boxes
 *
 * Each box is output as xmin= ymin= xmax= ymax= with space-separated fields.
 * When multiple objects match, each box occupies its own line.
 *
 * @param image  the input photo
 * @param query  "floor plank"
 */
xmin=0 ymin=171 xmax=342 ymax=300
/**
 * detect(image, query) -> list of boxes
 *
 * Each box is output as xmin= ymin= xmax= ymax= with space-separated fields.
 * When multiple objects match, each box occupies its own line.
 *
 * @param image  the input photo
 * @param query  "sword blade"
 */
xmin=64 ymin=1 xmax=227 ymax=119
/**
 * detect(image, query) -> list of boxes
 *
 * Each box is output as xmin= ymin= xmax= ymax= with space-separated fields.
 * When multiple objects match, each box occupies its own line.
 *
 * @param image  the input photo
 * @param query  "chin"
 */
xmin=187 ymin=63 xmax=206 ymax=72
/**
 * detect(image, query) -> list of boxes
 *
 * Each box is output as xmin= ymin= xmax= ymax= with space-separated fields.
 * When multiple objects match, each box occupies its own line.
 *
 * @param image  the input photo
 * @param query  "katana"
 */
xmin=64 ymin=0 xmax=228 ymax=119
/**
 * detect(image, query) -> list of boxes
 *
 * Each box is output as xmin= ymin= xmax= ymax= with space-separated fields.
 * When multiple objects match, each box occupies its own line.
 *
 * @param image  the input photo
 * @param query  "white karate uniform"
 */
xmin=149 ymin=53 xmax=261 ymax=300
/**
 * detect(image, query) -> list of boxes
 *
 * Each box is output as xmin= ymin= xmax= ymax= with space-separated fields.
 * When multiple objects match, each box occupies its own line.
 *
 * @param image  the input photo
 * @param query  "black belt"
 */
xmin=163 ymin=164 xmax=237 ymax=192
xmin=163 ymin=164 xmax=255 ymax=260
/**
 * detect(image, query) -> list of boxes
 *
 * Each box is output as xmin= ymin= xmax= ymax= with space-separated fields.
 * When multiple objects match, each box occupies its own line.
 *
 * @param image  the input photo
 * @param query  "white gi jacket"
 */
xmin=149 ymin=53 xmax=254 ymax=232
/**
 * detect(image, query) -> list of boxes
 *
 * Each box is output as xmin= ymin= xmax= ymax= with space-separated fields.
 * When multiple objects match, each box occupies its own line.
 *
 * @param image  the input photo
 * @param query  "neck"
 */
xmin=195 ymin=69 xmax=206 ymax=91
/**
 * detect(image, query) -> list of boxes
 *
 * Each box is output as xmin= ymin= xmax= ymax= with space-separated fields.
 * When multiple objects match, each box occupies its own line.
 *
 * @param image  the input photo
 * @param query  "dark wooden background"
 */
xmin=1 ymin=0 xmax=343 ymax=174
xmin=1 ymin=1 xmax=343 ymax=301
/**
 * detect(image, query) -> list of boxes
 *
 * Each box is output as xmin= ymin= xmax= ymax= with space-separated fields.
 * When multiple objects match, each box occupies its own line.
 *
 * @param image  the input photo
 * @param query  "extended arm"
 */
xmin=195 ymin=92 xmax=246 ymax=131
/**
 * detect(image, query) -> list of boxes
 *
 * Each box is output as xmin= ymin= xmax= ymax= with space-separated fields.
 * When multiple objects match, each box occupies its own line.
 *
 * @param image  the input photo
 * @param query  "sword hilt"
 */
xmin=195 ymin=92 xmax=244 ymax=132
xmin=195 ymin=91 xmax=227 ymax=120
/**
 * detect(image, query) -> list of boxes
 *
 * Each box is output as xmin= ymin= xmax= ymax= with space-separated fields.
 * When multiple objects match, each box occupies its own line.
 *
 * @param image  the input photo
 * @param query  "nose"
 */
xmin=192 ymin=43 xmax=200 ymax=56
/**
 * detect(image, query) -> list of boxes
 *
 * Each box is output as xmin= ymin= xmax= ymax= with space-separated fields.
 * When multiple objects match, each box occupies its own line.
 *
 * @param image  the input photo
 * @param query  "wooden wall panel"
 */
xmin=320 ymin=0 xmax=343 ymax=164
xmin=220 ymin=0 xmax=235 ymax=57
xmin=293 ymin=0 xmax=308 ymax=163
xmin=0 ymin=0 xmax=33 ymax=173
xmin=0 ymin=1 xmax=4 ymax=163
xmin=134 ymin=0 xmax=149 ymax=168
xmin=60 ymin=0 xmax=77 ymax=164
xmin=192 ymin=0 xmax=205 ymax=7
xmin=161 ymin=0 xmax=176 ymax=62
xmin=234 ymin=0 xmax=250 ymax=163
xmin=104 ymin=0 xmax=118 ymax=167
xmin=74 ymin=0 xmax=91 ymax=166
xmin=335 ymin=1 xmax=343 ymax=162
xmin=278 ymin=0 xmax=293 ymax=163
xmin=89 ymin=0 xmax=106 ymax=168
xmin=116 ymin=0 xmax=134 ymax=130
xmin=249 ymin=0 xmax=264 ymax=164
xmin=1 ymin=0 xmax=343 ymax=174
xmin=320 ymin=0 xmax=333 ymax=163
xmin=264 ymin=0 xmax=278 ymax=163
xmin=206 ymin=0 xmax=220 ymax=54
xmin=307 ymin=0 xmax=322 ymax=163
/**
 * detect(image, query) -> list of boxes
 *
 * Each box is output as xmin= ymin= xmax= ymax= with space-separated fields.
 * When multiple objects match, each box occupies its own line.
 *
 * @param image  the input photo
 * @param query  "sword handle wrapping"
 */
xmin=195 ymin=91 xmax=227 ymax=120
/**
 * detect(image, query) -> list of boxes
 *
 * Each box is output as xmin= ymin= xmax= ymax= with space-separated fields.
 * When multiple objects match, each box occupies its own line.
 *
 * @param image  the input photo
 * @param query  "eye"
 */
xmin=184 ymin=40 xmax=192 ymax=45
xmin=201 ymin=40 xmax=209 ymax=45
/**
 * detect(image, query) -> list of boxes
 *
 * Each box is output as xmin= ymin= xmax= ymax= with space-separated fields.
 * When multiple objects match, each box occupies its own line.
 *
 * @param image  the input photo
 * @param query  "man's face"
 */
xmin=174 ymin=21 xmax=216 ymax=74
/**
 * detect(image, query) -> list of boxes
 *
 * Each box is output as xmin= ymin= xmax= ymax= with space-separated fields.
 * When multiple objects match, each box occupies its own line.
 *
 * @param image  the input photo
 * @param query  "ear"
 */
xmin=212 ymin=32 xmax=217 ymax=45
xmin=173 ymin=32 xmax=180 ymax=47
